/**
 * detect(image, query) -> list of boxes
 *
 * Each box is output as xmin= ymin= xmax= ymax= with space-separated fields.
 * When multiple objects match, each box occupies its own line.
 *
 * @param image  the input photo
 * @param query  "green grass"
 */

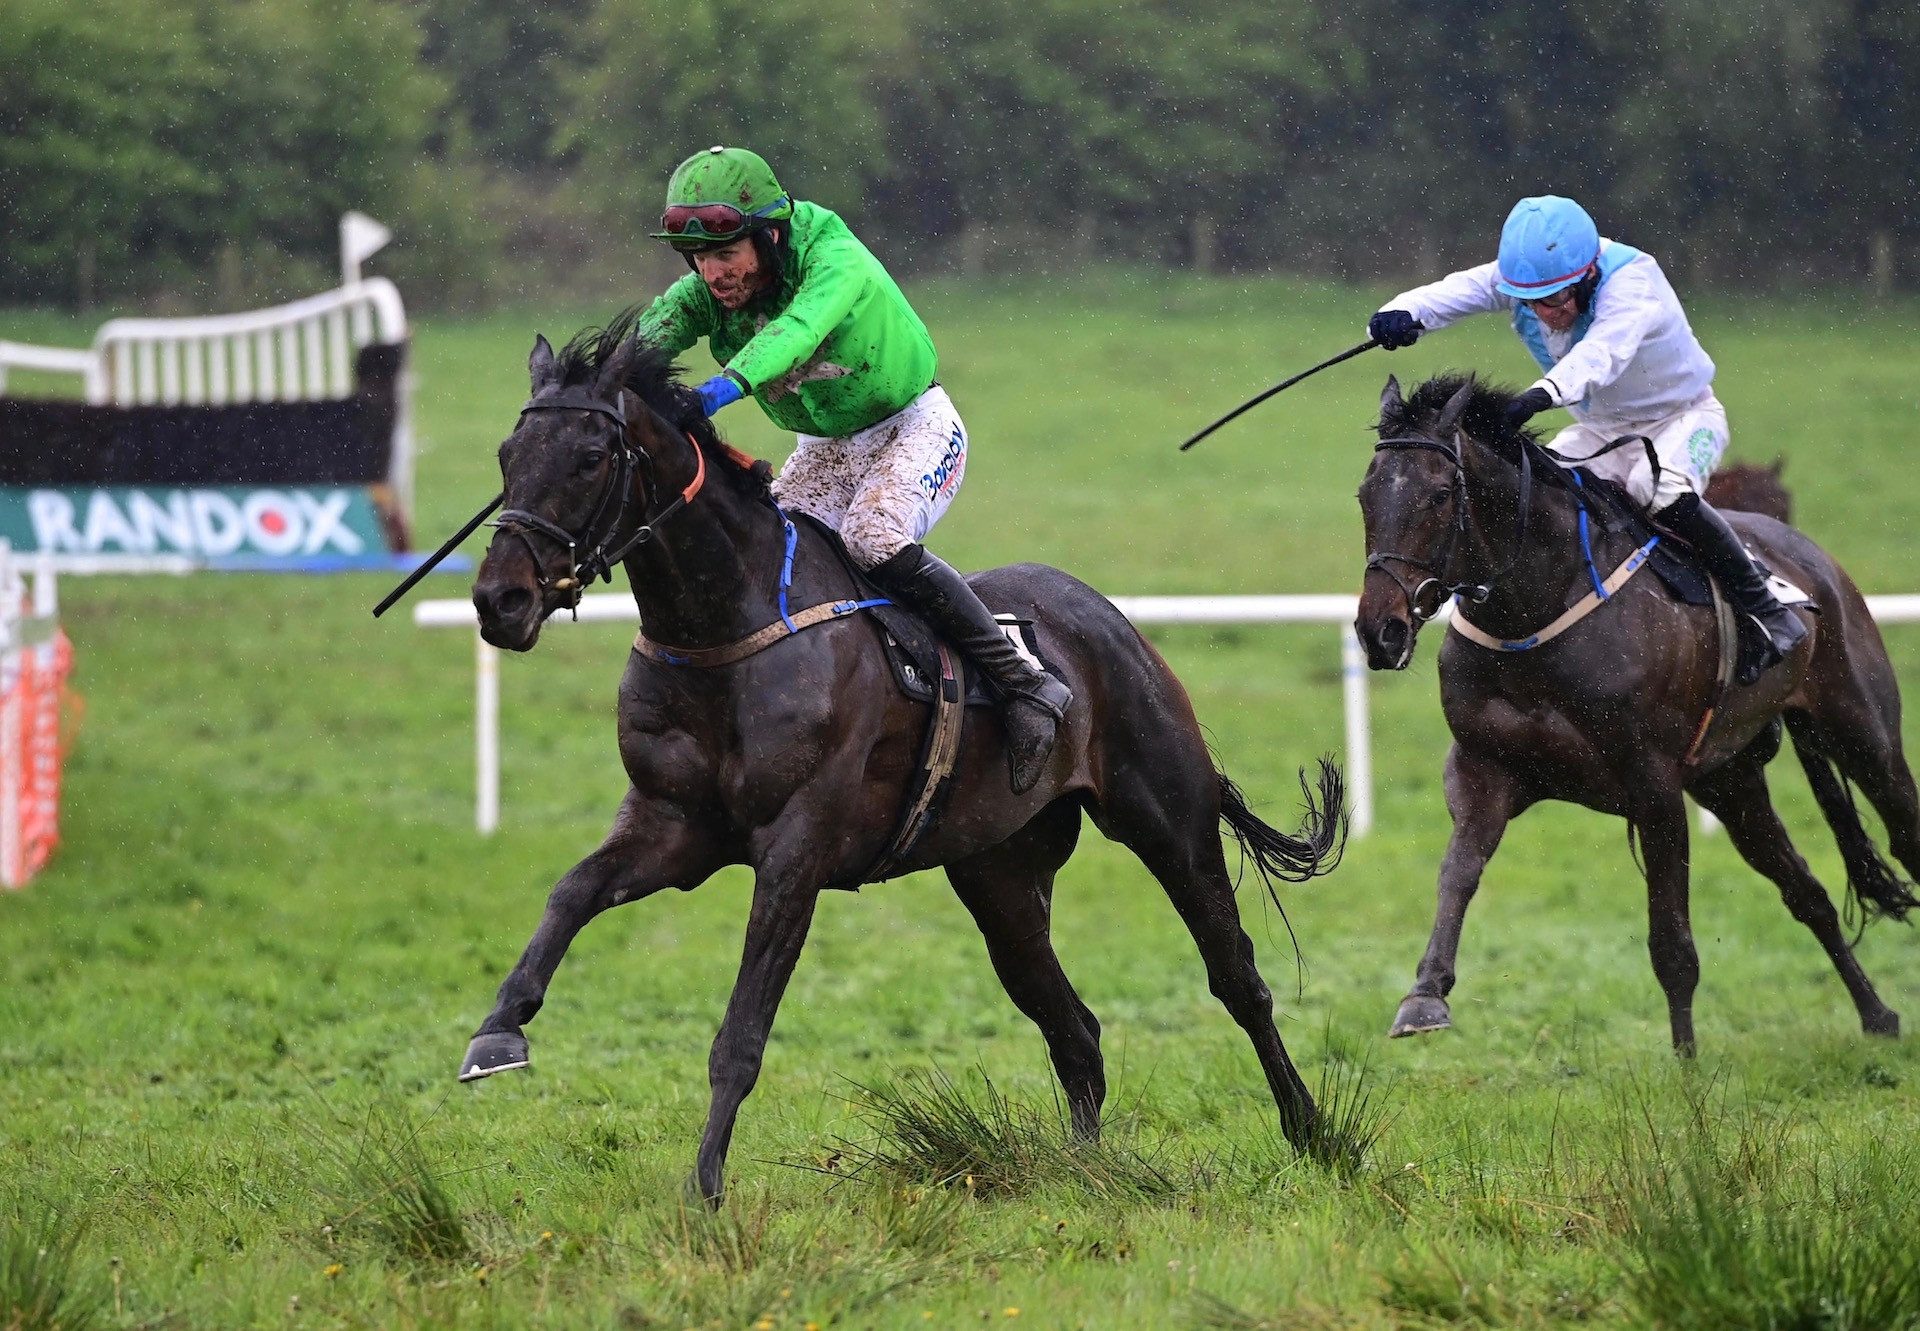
xmin=4 ymin=274 xmax=1920 ymax=1327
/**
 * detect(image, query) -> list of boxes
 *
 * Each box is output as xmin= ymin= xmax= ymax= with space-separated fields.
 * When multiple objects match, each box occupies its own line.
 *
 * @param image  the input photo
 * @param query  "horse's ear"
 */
xmin=1379 ymin=375 xmax=1404 ymax=418
xmin=1435 ymin=379 xmax=1476 ymax=436
xmin=595 ymin=336 xmax=638 ymax=400
xmin=529 ymin=334 xmax=557 ymax=391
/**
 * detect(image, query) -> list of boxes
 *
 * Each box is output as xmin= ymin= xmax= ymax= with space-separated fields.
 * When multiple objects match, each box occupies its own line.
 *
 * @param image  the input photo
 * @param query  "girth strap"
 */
xmin=1450 ymin=536 xmax=1660 ymax=653
xmin=634 ymin=596 xmax=879 ymax=667
xmin=1682 ymin=574 xmax=1741 ymax=767
xmin=859 ymin=644 xmax=968 ymax=885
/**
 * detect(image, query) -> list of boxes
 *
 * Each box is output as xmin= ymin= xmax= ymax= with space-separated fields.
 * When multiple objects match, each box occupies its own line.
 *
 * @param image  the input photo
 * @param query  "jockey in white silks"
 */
xmin=1367 ymin=195 xmax=1807 ymax=684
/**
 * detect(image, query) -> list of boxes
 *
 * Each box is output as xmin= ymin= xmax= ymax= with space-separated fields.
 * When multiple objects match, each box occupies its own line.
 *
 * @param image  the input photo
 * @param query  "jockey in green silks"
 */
xmin=636 ymin=146 xmax=1070 ymax=794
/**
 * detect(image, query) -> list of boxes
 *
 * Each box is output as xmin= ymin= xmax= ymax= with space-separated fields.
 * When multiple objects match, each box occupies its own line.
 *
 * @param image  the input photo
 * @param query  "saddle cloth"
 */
xmin=790 ymin=511 xmax=1048 ymax=706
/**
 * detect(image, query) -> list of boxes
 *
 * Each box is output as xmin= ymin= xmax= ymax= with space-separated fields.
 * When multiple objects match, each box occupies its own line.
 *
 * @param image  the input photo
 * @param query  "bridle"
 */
xmin=1364 ymin=429 xmax=1534 ymax=623
xmin=491 ymin=386 xmax=707 ymax=612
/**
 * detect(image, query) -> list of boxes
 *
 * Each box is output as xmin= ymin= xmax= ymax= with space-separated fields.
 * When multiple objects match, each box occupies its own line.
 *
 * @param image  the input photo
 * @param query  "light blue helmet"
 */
xmin=1496 ymin=196 xmax=1600 ymax=300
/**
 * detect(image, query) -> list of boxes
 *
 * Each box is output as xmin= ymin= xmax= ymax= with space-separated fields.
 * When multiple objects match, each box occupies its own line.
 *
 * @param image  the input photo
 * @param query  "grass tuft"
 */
xmin=625 ymin=1189 xmax=969 ymax=1328
xmin=306 ymin=1095 xmax=476 ymax=1266
xmin=1300 ymin=1041 xmax=1392 ymax=1180
xmin=1184 ymin=1291 xmax=1346 ymax=1330
xmin=1613 ymin=1076 xmax=1920 ymax=1331
xmin=0 ymin=1207 xmax=105 ymax=1331
xmin=835 ymin=1066 xmax=1188 ymax=1201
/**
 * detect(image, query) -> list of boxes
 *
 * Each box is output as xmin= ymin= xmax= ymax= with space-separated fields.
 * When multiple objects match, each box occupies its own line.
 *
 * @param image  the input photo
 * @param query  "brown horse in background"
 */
xmin=1706 ymin=456 xmax=1792 ymax=525
xmin=1355 ymin=374 xmax=1916 ymax=1056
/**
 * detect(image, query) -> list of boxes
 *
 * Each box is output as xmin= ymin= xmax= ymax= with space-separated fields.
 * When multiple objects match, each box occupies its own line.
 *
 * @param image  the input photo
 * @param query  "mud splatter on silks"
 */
xmin=772 ymin=385 xmax=968 ymax=568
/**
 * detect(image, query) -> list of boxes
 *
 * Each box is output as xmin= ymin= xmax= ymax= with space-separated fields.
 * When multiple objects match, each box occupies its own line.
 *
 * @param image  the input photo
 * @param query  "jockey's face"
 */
xmin=691 ymin=232 xmax=776 ymax=311
xmin=1526 ymin=269 xmax=1590 ymax=333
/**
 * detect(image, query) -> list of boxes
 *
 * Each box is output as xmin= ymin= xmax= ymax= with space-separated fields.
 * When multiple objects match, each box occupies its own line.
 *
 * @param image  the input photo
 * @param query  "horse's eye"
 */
xmin=580 ymin=450 xmax=606 ymax=473
xmin=1426 ymin=488 xmax=1451 ymax=509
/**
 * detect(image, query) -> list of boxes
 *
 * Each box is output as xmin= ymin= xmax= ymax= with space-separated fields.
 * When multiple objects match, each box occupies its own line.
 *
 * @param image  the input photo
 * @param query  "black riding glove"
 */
xmin=1503 ymin=387 xmax=1554 ymax=429
xmin=1368 ymin=310 xmax=1423 ymax=350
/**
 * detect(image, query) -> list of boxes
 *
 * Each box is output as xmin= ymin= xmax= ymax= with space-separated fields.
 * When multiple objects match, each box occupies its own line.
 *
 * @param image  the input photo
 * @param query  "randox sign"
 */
xmin=0 ymin=486 xmax=394 ymax=563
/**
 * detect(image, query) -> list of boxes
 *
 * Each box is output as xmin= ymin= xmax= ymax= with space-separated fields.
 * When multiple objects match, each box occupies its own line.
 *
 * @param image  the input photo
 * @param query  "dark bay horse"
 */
xmin=1706 ymin=456 xmax=1792 ymax=525
xmin=1356 ymin=374 xmax=1917 ymax=1055
xmin=458 ymin=314 xmax=1346 ymax=1201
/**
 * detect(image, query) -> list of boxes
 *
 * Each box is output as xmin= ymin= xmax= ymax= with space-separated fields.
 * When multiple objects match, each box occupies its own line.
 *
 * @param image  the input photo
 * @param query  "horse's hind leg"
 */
xmin=462 ymin=791 xmax=720 ymax=1081
xmin=1797 ymin=611 xmax=1920 ymax=883
xmin=1090 ymin=768 xmax=1316 ymax=1148
xmin=1691 ymin=755 xmax=1900 ymax=1037
xmin=1785 ymin=712 xmax=1920 ymax=927
xmin=1392 ymin=744 xmax=1521 ymax=1037
xmin=945 ymin=799 xmax=1106 ymax=1138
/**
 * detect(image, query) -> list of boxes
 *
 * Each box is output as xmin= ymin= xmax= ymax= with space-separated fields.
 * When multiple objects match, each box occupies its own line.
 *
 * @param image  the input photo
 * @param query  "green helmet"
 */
xmin=650 ymin=146 xmax=794 ymax=249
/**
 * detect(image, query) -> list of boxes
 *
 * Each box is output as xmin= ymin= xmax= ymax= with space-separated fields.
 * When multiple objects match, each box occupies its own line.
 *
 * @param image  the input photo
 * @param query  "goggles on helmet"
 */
xmin=1523 ymin=279 xmax=1586 ymax=311
xmin=659 ymin=196 xmax=791 ymax=250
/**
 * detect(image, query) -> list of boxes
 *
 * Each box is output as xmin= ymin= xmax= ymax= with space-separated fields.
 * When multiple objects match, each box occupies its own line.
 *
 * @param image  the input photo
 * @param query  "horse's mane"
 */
xmin=552 ymin=305 xmax=772 ymax=494
xmin=1380 ymin=372 xmax=1586 ymax=499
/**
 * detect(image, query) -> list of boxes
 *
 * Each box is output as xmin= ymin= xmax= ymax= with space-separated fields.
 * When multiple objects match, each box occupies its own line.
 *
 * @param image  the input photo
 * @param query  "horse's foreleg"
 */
xmin=461 ymin=793 xmax=718 ymax=1081
xmin=1391 ymin=745 xmax=1518 ymax=1038
xmin=693 ymin=874 xmax=821 ymax=1206
xmin=1634 ymin=788 xmax=1698 ymax=1057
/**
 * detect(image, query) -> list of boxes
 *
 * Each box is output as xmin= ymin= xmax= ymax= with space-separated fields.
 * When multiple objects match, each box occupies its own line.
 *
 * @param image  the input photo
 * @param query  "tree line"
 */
xmin=4 ymin=0 xmax=1915 ymax=309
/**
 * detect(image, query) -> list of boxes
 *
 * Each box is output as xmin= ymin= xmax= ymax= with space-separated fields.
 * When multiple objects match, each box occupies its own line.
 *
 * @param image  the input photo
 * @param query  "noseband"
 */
xmin=492 ymin=387 xmax=706 ymax=610
xmin=1365 ymin=430 xmax=1534 ymax=622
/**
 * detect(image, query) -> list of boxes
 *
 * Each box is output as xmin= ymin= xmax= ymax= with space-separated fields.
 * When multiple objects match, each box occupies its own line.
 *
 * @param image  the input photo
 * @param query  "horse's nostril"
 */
xmin=1381 ymin=619 xmax=1408 ymax=650
xmin=476 ymin=583 xmax=533 ymax=623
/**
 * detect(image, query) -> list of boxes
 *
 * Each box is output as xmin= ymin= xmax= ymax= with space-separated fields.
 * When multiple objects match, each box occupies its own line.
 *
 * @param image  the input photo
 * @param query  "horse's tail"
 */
xmin=1217 ymin=757 xmax=1349 ymax=918
xmin=1785 ymin=714 xmax=1920 ymax=930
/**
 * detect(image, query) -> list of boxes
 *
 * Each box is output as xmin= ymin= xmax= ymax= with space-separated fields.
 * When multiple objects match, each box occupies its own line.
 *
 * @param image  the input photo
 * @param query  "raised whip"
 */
xmin=1179 ymin=338 xmax=1381 ymax=452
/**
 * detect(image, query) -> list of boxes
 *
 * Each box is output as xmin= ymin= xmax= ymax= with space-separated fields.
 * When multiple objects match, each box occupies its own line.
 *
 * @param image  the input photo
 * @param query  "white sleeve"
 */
xmin=1376 ymin=262 xmax=1509 ymax=333
xmin=1532 ymin=262 xmax=1659 ymax=408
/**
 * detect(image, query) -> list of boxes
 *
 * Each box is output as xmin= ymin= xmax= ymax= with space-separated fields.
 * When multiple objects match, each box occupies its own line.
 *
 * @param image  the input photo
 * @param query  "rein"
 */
xmin=491 ymin=388 xmax=707 ymax=615
xmin=495 ymin=383 xmax=889 ymax=666
xmin=1366 ymin=426 xmax=1660 ymax=651
xmin=1364 ymin=430 xmax=1534 ymax=622
xmin=634 ymin=504 xmax=891 ymax=667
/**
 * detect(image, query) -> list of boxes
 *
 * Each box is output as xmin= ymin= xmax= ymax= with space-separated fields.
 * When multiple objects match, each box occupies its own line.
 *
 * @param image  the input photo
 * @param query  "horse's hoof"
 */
xmin=1865 ymin=1009 xmax=1901 ymax=1039
xmin=459 ymin=1031 xmax=530 ymax=1082
xmin=1388 ymin=996 xmax=1452 ymax=1038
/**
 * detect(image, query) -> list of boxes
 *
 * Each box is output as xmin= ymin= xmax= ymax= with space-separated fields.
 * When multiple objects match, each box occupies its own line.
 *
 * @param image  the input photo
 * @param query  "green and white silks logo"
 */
xmin=1687 ymin=428 xmax=1720 ymax=476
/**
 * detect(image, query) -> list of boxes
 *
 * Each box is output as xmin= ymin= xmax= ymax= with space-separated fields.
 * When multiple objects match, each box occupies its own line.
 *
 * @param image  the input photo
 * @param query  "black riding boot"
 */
xmin=869 ymin=543 xmax=1072 ymax=795
xmin=1660 ymin=492 xmax=1808 ymax=686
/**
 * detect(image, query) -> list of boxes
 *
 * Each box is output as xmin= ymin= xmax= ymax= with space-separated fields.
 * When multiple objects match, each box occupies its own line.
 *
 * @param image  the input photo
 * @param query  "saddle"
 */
xmin=790 ymin=512 xmax=1048 ymax=708
xmin=790 ymin=512 xmax=1049 ymax=888
xmin=1565 ymin=467 xmax=1813 ymax=613
xmin=1562 ymin=465 xmax=1815 ymax=764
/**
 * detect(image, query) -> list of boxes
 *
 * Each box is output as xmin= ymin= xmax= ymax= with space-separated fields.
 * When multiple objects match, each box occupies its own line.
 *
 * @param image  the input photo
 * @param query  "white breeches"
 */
xmin=1547 ymin=392 xmax=1729 ymax=511
xmin=770 ymin=385 xmax=968 ymax=568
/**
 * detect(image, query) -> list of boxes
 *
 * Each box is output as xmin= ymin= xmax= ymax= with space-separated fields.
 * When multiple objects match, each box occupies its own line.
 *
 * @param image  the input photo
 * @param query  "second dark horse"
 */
xmin=459 ymin=316 xmax=1346 ymax=1202
xmin=1356 ymin=374 xmax=1917 ymax=1056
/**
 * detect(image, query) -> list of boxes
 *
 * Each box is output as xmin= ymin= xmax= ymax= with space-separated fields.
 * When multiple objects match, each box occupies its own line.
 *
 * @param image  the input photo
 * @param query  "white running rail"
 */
xmin=413 ymin=593 xmax=1391 ymax=837
xmin=415 ymin=590 xmax=1920 ymax=839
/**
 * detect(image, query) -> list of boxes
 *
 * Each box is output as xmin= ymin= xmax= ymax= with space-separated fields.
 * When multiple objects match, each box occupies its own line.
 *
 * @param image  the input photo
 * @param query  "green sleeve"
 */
xmin=635 ymin=274 xmax=713 ymax=357
xmin=722 ymin=232 xmax=867 ymax=389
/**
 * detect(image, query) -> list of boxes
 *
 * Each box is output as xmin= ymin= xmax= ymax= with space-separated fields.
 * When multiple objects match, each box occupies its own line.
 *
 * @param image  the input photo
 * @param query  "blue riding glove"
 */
xmin=1504 ymin=386 xmax=1554 ymax=430
xmin=695 ymin=371 xmax=748 ymax=417
xmin=1368 ymin=310 xmax=1423 ymax=350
